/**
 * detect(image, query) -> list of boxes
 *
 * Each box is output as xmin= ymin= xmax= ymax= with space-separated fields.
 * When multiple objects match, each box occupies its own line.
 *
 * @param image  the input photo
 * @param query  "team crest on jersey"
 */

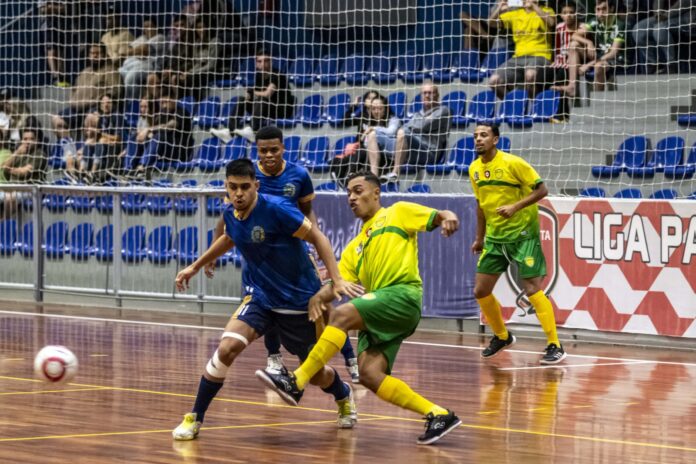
xmin=356 ymin=242 xmax=363 ymax=255
xmin=282 ymin=183 xmax=296 ymax=198
xmin=365 ymin=227 xmax=372 ymax=238
xmin=361 ymin=293 xmax=376 ymax=300
xmin=474 ymin=172 xmax=480 ymax=181
xmin=251 ymin=226 xmax=265 ymax=243
xmin=484 ymin=170 xmax=490 ymax=178
xmin=524 ymin=256 xmax=535 ymax=267
xmin=375 ymin=217 xmax=386 ymax=228
xmin=495 ymin=169 xmax=503 ymax=179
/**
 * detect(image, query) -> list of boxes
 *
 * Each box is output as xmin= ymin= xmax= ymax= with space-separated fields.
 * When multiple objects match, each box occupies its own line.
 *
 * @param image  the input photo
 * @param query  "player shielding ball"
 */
xmin=172 ymin=159 xmax=362 ymax=441
xmin=469 ymin=123 xmax=566 ymax=365
xmin=256 ymin=172 xmax=463 ymax=445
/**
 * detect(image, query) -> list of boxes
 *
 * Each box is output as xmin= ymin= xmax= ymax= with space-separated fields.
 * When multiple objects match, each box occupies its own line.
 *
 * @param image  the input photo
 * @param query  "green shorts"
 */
xmin=351 ymin=284 xmax=422 ymax=374
xmin=477 ymin=236 xmax=547 ymax=279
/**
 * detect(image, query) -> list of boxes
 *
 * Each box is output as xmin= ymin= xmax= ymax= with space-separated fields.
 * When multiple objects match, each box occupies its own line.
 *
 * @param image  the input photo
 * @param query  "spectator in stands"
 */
xmin=70 ymin=116 xmax=99 ymax=183
xmin=55 ymin=118 xmax=78 ymax=182
xmin=88 ymin=94 xmax=128 ymax=182
xmin=0 ymin=129 xmax=47 ymax=214
xmin=52 ymin=43 xmax=122 ymax=135
xmin=555 ymin=0 xmax=625 ymax=95
xmin=120 ymin=98 xmax=154 ymax=177
xmin=176 ymin=17 xmax=222 ymax=100
xmin=100 ymin=9 xmax=134 ymax=65
xmin=209 ymin=50 xmax=295 ymax=143
xmin=134 ymin=91 xmax=193 ymax=178
xmin=0 ymin=90 xmax=41 ymax=149
xmin=364 ymin=96 xmax=402 ymax=177
xmin=460 ymin=4 xmax=512 ymax=54
xmin=382 ymin=84 xmax=451 ymax=183
xmin=145 ymin=16 xmax=190 ymax=101
xmin=120 ymin=18 xmax=167 ymax=100
xmin=633 ymin=0 xmax=693 ymax=73
xmin=0 ymin=120 xmax=12 ymax=182
xmin=40 ymin=0 xmax=76 ymax=87
xmin=488 ymin=0 xmax=556 ymax=99
xmin=550 ymin=2 xmax=582 ymax=96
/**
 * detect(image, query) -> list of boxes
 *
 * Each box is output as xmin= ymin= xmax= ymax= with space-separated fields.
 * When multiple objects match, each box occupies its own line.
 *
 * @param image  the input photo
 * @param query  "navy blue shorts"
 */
xmin=234 ymin=299 xmax=316 ymax=361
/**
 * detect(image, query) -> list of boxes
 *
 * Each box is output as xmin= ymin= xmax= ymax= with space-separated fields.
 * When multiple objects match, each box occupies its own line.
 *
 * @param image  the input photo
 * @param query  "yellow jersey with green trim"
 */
xmin=500 ymin=7 xmax=555 ymax=60
xmin=339 ymin=202 xmax=438 ymax=292
xmin=469 ymin=150 xmax=542 ymax=243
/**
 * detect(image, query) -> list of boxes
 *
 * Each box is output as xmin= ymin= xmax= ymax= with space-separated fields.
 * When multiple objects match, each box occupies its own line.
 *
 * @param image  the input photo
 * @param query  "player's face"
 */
xmin=561 ymin=6 xmax=576 ymax=26
xmin=346 ymin=177 xmax=380 ymax=219
xmin=473 ymin=126 xmax=498 ymax=155
xmin=595 ymin=2 xmax=609 ymax=22
xmin=225 ymin=176 xmax=259 ymax=211
xmin=257 ymin=138 xmax=284 ymax=174
xmin=421 ymin=84 xmax=438 ymax=110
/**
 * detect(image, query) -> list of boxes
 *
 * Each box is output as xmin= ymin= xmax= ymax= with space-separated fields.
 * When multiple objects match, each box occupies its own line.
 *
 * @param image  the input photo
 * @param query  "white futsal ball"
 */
xmin=33 ymin=345 xmax=78 ymax=383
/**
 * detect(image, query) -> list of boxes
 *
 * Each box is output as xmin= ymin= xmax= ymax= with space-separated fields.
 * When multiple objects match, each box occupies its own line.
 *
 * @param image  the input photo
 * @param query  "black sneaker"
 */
xmin=255 ymin=367 xmax=304 ymax=406
xmin=481 ymin=332 xmax=516 ymax=358
xmin=540 ymin=343 xmax=567 ymax=365
xmin=417 ymin=410 xmax=462 ymax=445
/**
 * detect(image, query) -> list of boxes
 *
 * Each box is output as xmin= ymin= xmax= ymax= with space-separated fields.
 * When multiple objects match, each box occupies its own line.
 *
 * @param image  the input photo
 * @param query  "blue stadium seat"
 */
xmin=301 ymin=136 xmax=330 ymax=173
xmin=368 ymin=54 xmax=397 ymax=84
xmin=318 ymin=55 xmax=343 ymax=86
xmin=407 ymin=183 xmax=432 ymax=194
xmin=688 ymin=191 xmax=696 ymax=200
xmin=442 ymin=91 xmax=467 ymax=128
xmin=206 ymin=180 xmax=226 ymax=216
xmin=478 ymin=47 xmax=513 ymax=78
xmin=48 ymin=143 xmax=67 ymax=170
xmin=272 ymin=56 xmax=291 ymax=74
xmin=197 ymin=137 xmax=224 ymax=173
xmin=315 ymin=181 xmax=339 ymax=192
xmin=176 ymin=226 xmax=198 ymax=265
xmin=194 ymin=96 xmax=221 ymax=129
xmin=207 ymin=229 xmax=242 ymax=268
xmin=67 ymin=191 xmax=95 ymax=214
xmin=497 ymin=136 xmax=512 ymax=152
xmin=289 ymin=57 xmax=316 ymax=88
xmin=42 ymin=178 xmax=71 ymax=213
xmin=68 ymin=222 xmax=94 ymax=261
xmin=95 ymin=180 xmax=118 ymax=214
xmin=325 ymin=93 xmax=351 ymax=128
xmin=614 ymin=188 xmax=643 ymax=199
xmin=275 ymin=101 xmax=297 ymax=128
xmin=677 ymin=113 xmax=696 ymax=128
xmin=650 ymin=188 xmax=679 ymax=199
xmin=18 ymin=222 xmax=34 ymax=258
xmin=146 ymin=179 xmax=173 ymax=215
xmin=463 ymin=90 xmax=496 ymax=125
xmin=388 ymin=92 xmax=407 ymax=120
xmin=299 ymin=95 xmax=324 ymax=129
xmin=177 ymin=96 xmax=196 ymax=116
xmin=664 ymin=142 xmax=696 ymax=179
xmin=284 ymin=136 xmax=302 ymax=164
xmin=426 ymin=136 xmax=471 ymax=175
xmin=579 ymin=187 xmax=607 ymax=197
xmin=121 ymin=188 xmax=147 ymax=215
xmin=455 ymin=49 xmax=482 ymax=83
xmin=0 ymin=219 xmax=17 ymax=256
xmin=174 ymin=179 xmax=199 ymax=216
xmin=495 ymin=89 xmax=532 ymax=128
xmin=124 ymin=99 xmax=140 ymax=127
xmin=219 ymin=96 xmax=240 ymax=127
xmin=94 ymin=224 xmax=113 ymax=262
xmin=397 ymin=51 xmax=424 ymax=84
xmin=344 ymin=54 xmax=368 ymax=86
xmin=237 ymin=56 xmax=256 ymax=87
xmin=45 ymin=221 xmax=68 ymax=259
xmin=332 ymin=136 xmax=357 ymax=170
xmin=407 ymin=94 xmax=423 ymax=119
xmin=424 ymin=52 xmax=453 ymax=84
xmin=591 ymin=136 xmax=651 ymax=179
xmin=122 ymin=225 xmax=147 ymax=263
xmin=628 ymin=136 xmax=684 ymax=178
xmin=249 ymin=144 xmax=259 ymax=161
xmin=221 ymin=138 xmax=249 ymax=164
xmin=381 ymin=182 xmax=400 ymax=193
xmin=528 ymin=89 xmax=561 ymax=123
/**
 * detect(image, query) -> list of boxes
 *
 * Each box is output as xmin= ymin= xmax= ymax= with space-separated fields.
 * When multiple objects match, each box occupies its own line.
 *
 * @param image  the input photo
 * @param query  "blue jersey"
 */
xmin=255 ymin=161 xmax=315 ymax=206
xmin=223 ymin=193 xmax=320 ymax=312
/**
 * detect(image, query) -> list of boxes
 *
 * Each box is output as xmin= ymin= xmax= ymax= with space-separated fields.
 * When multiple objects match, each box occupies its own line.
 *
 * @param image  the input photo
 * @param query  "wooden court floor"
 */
xmin=1 ymin=303 xmax=696 ymax=463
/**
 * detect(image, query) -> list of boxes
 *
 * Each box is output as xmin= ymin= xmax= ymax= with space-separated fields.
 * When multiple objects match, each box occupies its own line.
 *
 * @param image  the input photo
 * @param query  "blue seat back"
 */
xmin=46 ymin=221 xmax=68 ymax=248
xmin=481 ymin=47 xmax=512 ymax=73
xmin=123 ymin=225 xmax=147 ymax=253
xmin=70 ymin=222 xmax=94 ymax=252
xmin=616 ymin=136 xmax=651 ymax=168
xmin=344 ymin=54 xmax=366 ymax=84
xmin=148 ymin=225 xmax=173 ymax=253
xmin=302 ymin=136 xmax=329 ymax=165
xmin=407 ymin=94 xmax=423 ymax=118
xmin=301 ymin=94 xmax=324 ymax=122
xmin=333 ymin=136 xmax=357 ymax=158
xmin=650 ymin=189 xmax=678 ymax=199
xmin=95 ymin=224 xmax=113 ymax=255
xmin=530 ymin=89 xmax=560 ymax=119
xmin=454 ymin=49 xmax=481 ymax=75
xmin=651 ymin=136 xmax=685 ymax=168
xmin=388 ymin=92 xmax=407 ymax=119
xmin=223 ymin=138 xmax=248 ymax=161
xmin=497 ymin=89 xmax=529 ymax=119
xmin=284 ymin=136 xmax=302 ymax=163
xmin=451 ymin=136 xmax=477 ymax=166
xmin=407 ymin=183 xmax=431 ymax=193
xmin=177 ymin=226 xmax=198 ymax=255
xmin=614 ymin=188 xmax=643 ymax=198
xmin=0 ymin=219 xmax=18 ymax=249
xmin=580 ymin=187 xmax=607 ymax=197
xmin=325 ymin=93 xmax=351 ymax=125
xmin=466 ymin=90 xmax=496 ymax=119
xmin=442 ymin=91 xmax=467 ymax=119
xmin=497 ymin=136 xmax=512 ymax=152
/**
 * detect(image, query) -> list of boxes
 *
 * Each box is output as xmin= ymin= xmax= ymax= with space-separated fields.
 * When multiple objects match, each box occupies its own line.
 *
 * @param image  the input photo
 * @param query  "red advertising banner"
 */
xmin=494 ymin=198 xmax=696 ymax=337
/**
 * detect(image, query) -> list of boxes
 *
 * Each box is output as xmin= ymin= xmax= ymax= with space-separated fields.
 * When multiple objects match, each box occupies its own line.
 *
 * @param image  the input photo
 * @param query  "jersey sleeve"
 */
xmin=222 ymin=205 xmax=235 ymax=240
xmin=512 ymin=157 xmax=543 ymax=189
xmin=469 ymin=165 xmax=480 ymax=200
xmin=338 ymin=242 xmax=359 ymax=283
xmin=394 ymin=201 xmax=439 ymax=233
xmin=297 ymin=168 xmax=316 ymax=203
xmin=500 ymin=10 xmax=514 ymax=29
xmin=274 ymin=200 xmax=312 ymax=239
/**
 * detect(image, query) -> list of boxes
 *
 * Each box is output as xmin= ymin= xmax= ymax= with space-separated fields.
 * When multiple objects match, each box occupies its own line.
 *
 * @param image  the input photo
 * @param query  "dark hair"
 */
xmin=256 ymin=48 xmax=271 ymax=57
xmin=226 ymin=159 xmax=256 ymax=179
xmin=346 ymin=171 xmax=381 ymax=188
xmin=559 ymin=1 xmax=577 ymax=11
xmin=255 ymin=125 xmax=283 ymax=143
xmin=475 ymin=122 xmax=500 ymax=137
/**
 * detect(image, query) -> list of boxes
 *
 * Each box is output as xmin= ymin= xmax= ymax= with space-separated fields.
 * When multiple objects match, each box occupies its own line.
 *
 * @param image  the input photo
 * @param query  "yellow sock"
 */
xmin=293 ymin=325 xmax=346 ymax=389
xmin=529 ymin=290 xmax=560 ymax=347
xmin=477 ymin=294 xmax=508 ymax=340
xmin=376 ymin=375 xmax=448 ymax=416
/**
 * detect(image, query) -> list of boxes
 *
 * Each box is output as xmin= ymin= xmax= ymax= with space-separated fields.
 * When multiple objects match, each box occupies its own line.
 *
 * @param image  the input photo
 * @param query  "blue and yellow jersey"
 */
xmin=256 ymin=160 xmax=315 ymax=206
xmin=223 ymin=193 xmax=320 ymax=311
xmin=469 ymin=150 xmax=542 ymax=243
xmin=339 ymin=202 xmax=438 ymax=292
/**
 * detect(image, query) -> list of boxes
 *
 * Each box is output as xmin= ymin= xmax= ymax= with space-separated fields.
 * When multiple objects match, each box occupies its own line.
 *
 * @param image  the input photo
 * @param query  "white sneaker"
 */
xmin=346 ymin=358 xmax=359 ymax=384
xmin=233 ymin=126 xmax=255 ymax=142
xmin=266 ymin=353 xmax=285 ymax=374
xmin=172 ymin=412 xmax=202 ymax=441
xmin=336 ymin=384 xmax=358 ymax=429
xmin=210 ymin=127 xmax=233 ymax=144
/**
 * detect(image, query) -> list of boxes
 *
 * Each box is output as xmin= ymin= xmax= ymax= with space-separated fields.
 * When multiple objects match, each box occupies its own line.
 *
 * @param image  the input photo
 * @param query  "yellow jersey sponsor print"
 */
xmin=469 ymin=150 xmax=542 ymax=243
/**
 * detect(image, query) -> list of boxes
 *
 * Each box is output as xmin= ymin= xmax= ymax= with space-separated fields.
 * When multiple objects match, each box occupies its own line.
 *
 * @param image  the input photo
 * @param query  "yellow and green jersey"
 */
xmin=469 ymin=150 xmax=542 ymax=243
xmin=339 ymin=202 xmax=438 ymax=292
xmin=500 ymin=7 xmax=555 ymax=60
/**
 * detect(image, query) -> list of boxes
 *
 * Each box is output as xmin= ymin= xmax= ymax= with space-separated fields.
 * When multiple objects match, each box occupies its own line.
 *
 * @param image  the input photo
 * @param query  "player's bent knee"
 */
xmin=216 ymin=333 xmax=248 ymax=363
xmin=358 ymin=369 xmax=382 ymax=392
xmin=205 ymin=349 xmax=230 ymax=379
xmin=473 ymin=287 xmax=492 ymax=300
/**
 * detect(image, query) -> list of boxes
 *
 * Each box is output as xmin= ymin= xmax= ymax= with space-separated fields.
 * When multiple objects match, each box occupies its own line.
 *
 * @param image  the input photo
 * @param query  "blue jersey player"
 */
xmin=206 ymin=126 xmax=360 ymax=382
xmin=173 ymin=159 xmax=363 ymax=441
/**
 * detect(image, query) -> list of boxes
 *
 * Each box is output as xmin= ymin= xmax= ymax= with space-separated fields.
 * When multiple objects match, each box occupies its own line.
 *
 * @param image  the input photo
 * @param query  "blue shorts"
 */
xmin=375 ymin=131 xmax=397 ymax=157
xmin=234 ymin=298 xmax=316 ymax=361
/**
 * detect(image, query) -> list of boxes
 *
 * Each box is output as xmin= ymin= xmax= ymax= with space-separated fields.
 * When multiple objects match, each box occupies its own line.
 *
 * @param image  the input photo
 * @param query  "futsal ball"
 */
xmin=33 ymin=345 xmax=78 ymax=383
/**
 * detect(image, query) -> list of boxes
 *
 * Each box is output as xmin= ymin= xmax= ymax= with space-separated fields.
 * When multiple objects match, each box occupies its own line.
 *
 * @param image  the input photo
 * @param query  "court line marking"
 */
xmin=0 ymin=387 xmax=109 ymax=396
xmin=2 ymin=358 xmax=25 ymax=362
xmin=0 ymin=375 xmax=694 ymax=453
xmin=2 ymin=309 xmax=695 ymax=368
xmin=497 ymin=360 xmax=656 ymax=371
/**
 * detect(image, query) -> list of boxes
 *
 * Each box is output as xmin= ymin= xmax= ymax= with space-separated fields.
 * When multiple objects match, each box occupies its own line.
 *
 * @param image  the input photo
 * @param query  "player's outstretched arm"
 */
xmin=431 ymin=210 xmax=460 ymax=237
xmin=472 ymin=204 xmax=486 ymax=254
xmin=308 ymin=284 xmax=337 ymax=323
xmin=176 ymin=235 xmax=235 ymax=291
xmin=203 ymin=217 xmax=229 ymax=278
xmin=496 ymin=182 xmax=548 ymax=219
xmin=303 ymin=226 xmax=363 ymax=300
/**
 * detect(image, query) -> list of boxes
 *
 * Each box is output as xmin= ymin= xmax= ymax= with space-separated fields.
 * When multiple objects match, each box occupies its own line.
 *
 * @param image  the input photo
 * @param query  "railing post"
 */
xmin=32 ymin=186 xmax=44 ymax=302
xmin=113 ymin=191 xmax=122 ymax=308
xmin=196 ymin=192 xmax=206 ymax=313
